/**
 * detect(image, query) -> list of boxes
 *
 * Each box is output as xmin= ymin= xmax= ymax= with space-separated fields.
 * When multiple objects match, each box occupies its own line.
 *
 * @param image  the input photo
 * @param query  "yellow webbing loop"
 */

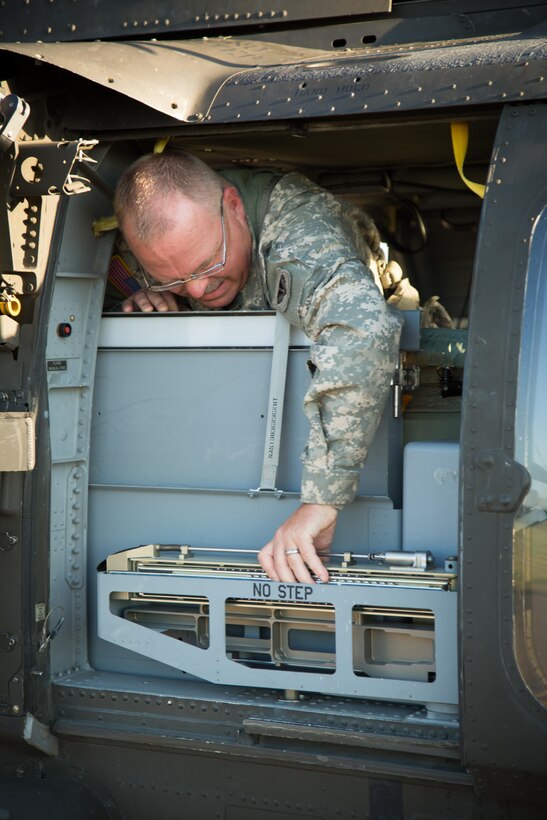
xmin=92 ymin=139 xmax=169 ymax=235
xmin=153 ymin=138 xmax=170 ymax=153
xmin=450 ymin=122 xmax=486 ymax=199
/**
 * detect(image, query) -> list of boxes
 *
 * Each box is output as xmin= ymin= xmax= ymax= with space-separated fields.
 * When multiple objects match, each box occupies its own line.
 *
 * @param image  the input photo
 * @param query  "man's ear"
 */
xmin=224 ymin=185 xmax=246 ymax=224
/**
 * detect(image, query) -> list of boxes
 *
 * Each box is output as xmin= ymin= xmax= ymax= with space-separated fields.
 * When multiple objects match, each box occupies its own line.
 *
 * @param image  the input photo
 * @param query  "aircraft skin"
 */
xmin=0 ymin=2 xmax=546 ymax=817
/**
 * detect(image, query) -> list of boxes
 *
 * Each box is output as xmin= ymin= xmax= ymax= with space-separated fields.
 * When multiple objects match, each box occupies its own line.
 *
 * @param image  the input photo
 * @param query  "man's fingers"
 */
xmin=150 ymin=291 xmax=179 ymax=311
xmin=258 ymin=544 xmax=280 ymax=582
xmin=121 ymin=288 xmax=178 ymax=313
xmin=283 ymin=549 xmax=315 ymax=584
xmin=290 ymin=543 xmax=329 ymax=583
xmin=260 ymin=504 xmax=338 ymax=583
xmin=263 ymin=539 xmax=328 ymax=585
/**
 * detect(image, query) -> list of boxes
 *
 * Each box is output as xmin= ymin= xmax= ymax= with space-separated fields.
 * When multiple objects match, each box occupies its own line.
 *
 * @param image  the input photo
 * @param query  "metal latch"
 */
xmin=0 ymin=94 xmax=30 ymax=153
xmin=0 ymin=633 xmax=17 ymax=651
xmin=0 ymin=532 xmax=18 ymax=551
xmin=475 ymin=449 xmax=531 ymax=513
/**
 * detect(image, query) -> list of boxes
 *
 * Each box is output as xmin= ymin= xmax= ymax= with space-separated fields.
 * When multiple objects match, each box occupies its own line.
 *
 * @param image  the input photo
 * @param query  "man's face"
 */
xmin=123 ymin=187 xmax=252 ymax=309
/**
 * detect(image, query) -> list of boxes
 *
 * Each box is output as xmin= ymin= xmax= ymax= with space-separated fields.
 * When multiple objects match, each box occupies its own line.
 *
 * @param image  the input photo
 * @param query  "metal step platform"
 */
xmin=98 ymin=545 xmax=458 ymax=712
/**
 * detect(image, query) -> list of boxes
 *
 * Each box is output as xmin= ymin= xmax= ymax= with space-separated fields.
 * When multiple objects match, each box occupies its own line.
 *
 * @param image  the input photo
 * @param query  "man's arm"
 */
xmin=259 ymin=266 xmax=402 ymax=583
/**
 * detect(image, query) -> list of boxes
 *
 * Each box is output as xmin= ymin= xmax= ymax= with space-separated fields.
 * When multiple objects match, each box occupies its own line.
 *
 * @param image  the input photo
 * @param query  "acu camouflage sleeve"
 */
xmin=261 ymin=173 xmax=403 ymax=508
xmin=299 ymin=267 xmax=402 ymax=507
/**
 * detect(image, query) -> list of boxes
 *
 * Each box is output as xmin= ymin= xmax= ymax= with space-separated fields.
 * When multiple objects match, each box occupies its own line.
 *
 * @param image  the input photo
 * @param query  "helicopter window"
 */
xmin=513 ymin=206 xmax=547 ymax=708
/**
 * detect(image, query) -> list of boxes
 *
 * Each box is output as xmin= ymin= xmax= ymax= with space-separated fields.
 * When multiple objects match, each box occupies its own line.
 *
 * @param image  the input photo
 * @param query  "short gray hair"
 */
xmin=114 ymin=151 xmax=224 ymax=241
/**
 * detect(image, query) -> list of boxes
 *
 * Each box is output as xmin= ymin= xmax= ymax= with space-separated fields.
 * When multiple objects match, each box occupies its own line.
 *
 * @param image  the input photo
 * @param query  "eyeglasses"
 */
xmin=139 ymin=196 xmax=227 ymax=292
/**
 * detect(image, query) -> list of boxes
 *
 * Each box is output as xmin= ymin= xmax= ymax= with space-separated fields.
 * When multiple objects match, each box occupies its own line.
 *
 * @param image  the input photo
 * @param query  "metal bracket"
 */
xmin=475 ymin=449 xmax=531 ymax=513
xmin=0 ymin=94 xmax=30 ymax=154
xmin=10 ymin=139 xmax=98 ymax=197
xmin=247 ymin=486 xmax=286 ymax=499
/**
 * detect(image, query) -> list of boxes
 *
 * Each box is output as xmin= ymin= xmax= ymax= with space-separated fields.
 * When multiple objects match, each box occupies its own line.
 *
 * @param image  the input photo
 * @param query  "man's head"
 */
xmin=114 ymin=151 xmax=252 ymax=308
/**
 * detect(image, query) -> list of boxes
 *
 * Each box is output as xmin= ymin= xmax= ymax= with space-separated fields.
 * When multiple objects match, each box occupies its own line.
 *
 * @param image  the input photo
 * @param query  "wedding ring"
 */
xmin=285 ymin=548 xmax=300 ymax=556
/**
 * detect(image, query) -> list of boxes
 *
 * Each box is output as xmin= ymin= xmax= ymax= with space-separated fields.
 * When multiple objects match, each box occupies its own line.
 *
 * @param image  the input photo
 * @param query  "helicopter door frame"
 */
xmin=460 ymin=101 xmax=547 ymax=805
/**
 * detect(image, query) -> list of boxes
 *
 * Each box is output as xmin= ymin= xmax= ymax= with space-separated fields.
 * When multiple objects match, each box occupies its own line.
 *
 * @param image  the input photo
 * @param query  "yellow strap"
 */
xmin=154 ymin=138 xmax=170 ymax=153
xmin=92 ymin=214 xmax=118 ymax=236
xmin=450 ymin=122 xmax=486 ymax=199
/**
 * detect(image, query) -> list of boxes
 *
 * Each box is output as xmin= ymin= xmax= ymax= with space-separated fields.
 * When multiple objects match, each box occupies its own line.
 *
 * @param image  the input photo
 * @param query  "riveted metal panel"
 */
xmin=0 ymin=0 xmax=391 ymax=44
xmin=0 ymin=34 xmax=545 ymax=129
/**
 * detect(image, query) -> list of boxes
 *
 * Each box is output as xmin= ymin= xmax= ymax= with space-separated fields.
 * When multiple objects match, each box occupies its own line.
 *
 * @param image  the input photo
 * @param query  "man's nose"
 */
xmin=183 ymin=276 xmax=215 ymax=299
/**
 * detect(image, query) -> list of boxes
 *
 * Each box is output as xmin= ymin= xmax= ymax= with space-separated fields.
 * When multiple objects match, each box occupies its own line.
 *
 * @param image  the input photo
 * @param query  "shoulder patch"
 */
xmin=274 ymin=270 xmax=291 ymax=312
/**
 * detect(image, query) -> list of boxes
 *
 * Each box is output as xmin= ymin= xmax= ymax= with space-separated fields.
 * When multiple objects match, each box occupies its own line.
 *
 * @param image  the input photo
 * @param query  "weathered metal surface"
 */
xmin=0 ymin=0 xmax=391 ymax=43
xmin=0 ymin=34 xmax=546 ymax=127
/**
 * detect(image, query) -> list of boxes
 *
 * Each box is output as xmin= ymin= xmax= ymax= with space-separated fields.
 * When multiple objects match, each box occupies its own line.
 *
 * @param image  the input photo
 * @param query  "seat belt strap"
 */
xmin=256 ymin=310 xmax=291 ymax=493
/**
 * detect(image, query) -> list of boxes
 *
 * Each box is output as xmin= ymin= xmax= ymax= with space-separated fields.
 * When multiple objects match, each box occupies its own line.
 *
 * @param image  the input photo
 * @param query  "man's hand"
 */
xmin=258 ymin=503 xmax=338 ymax=584
xmin=122 ymin=288 xmax=179 ymax=313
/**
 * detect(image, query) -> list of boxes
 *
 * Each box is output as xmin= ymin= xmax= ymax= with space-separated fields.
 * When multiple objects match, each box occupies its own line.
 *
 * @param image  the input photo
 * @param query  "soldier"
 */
xmin=113 ymin=151 xmax=403 ymax=584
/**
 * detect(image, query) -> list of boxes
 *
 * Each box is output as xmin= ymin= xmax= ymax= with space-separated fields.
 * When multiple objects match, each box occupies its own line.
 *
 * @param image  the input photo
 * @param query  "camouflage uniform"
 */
xmin=224 ymin=170 xmax=403 ymax=508
xmin=111 ymin=169 xmax=403 ymax=508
